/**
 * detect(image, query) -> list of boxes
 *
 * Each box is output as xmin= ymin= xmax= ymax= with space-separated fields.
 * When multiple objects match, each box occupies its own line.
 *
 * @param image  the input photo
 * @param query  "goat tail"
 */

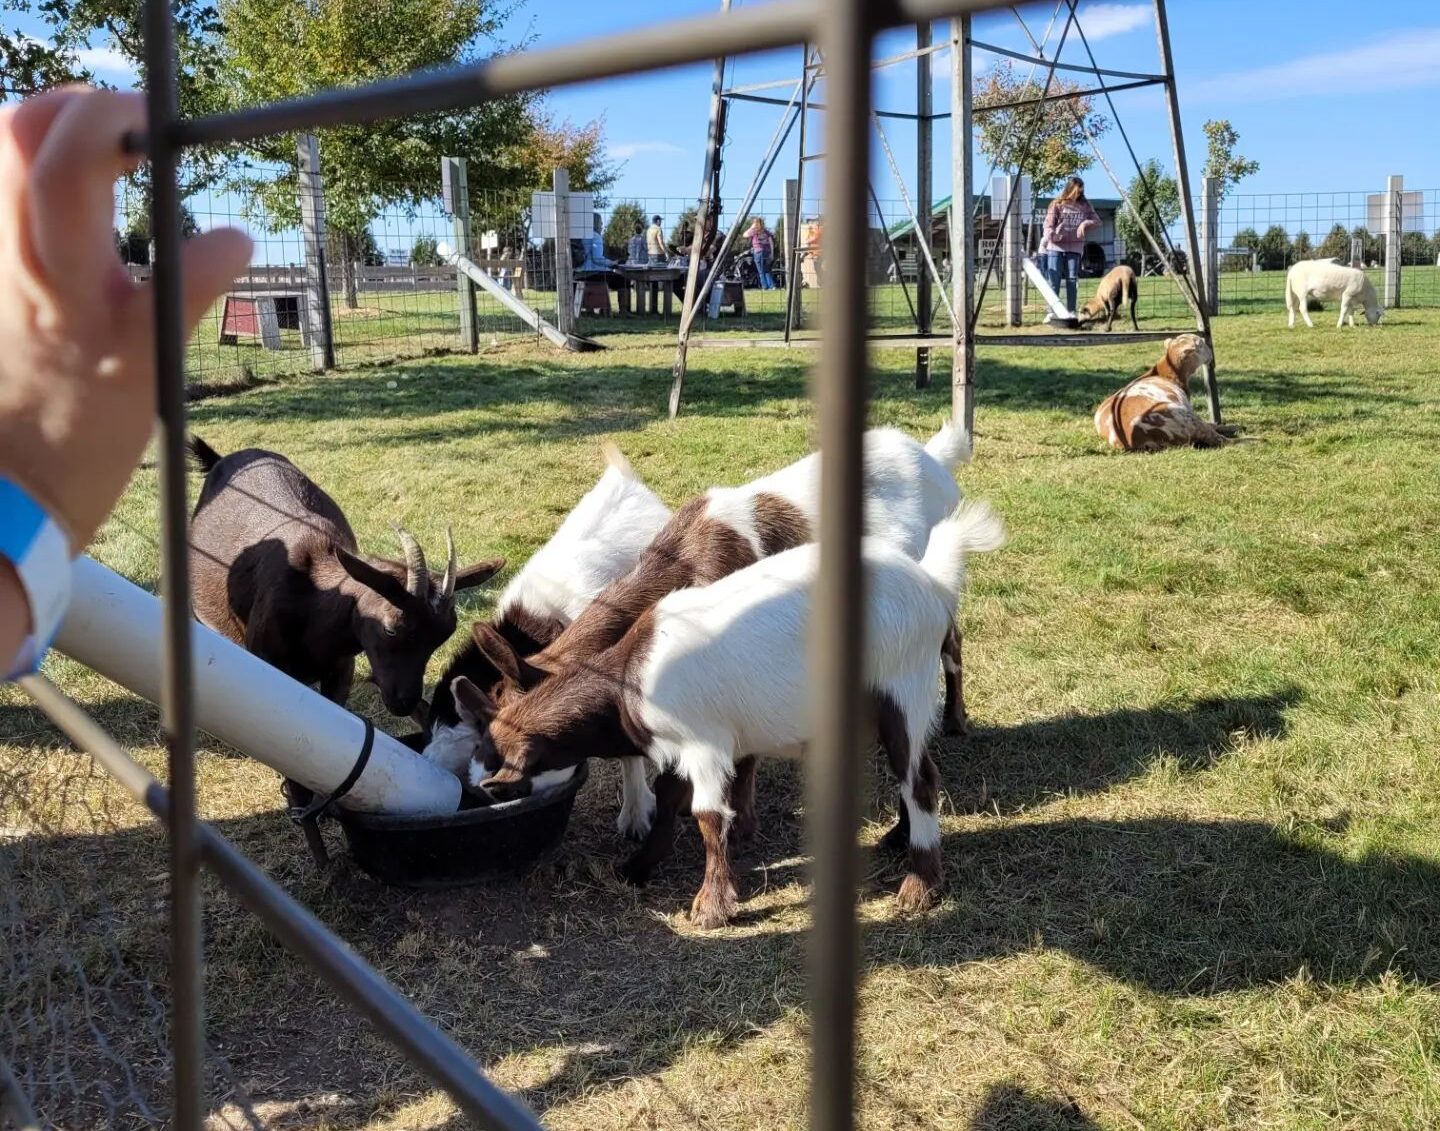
xmin=920 ymin=499 xmax=1005 ymax=598
xmin=187 ymin=435 xmax=224 ymax=473
xmin=923 ymin=421 xmax=973 ymax=473
xmin=601 ymin=440 xmax=637 ymax=480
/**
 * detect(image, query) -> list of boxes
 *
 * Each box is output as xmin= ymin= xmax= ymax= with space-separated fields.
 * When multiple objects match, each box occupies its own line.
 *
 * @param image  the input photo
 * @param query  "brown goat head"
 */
xmin=334 ymin=528 xmax=503 ymax=716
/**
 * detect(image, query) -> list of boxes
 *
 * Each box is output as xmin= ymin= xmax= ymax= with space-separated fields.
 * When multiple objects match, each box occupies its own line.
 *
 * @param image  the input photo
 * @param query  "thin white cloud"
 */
xmin=1076 ymin=3 xmax=1152 ymax=42
xmin=608 ymin=141 xmax=685 ymax=160
xmin=1190 ymin=28 xmax=1440 ymax=103
xmin=75 ymin=46 xmax=136 ymax=77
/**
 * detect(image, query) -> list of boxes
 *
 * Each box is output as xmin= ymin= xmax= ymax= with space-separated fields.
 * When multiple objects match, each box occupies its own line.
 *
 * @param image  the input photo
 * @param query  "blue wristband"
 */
xmin=1 ymin=477 xmax=73 ymax=680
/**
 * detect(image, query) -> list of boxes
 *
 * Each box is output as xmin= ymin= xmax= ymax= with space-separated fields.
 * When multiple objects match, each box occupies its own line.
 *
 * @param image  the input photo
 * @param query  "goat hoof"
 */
xmin=941 ymin=713 xmax=968 ymax=738
xmin=616 ymin=801 xmax=655 ymax=842
xmin=895 ymin=873 xmax=939 ymax=914
xmin=689 ymin=883 xmax=738 ymax=929
xmin=618 ymin=854 xmax=653 ymax=887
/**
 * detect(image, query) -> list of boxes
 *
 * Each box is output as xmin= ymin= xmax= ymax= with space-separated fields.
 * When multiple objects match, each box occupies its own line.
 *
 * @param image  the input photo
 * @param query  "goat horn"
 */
xmin=393 ymin=523 xmax=428 ymax=597
xmin=437 ymin=527 xmax=458 ymax=605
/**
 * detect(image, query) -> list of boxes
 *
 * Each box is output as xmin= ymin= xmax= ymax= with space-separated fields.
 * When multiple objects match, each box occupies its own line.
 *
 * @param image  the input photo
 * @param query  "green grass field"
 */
xmin=3 ymin=308 xmax=1439 ymax=1129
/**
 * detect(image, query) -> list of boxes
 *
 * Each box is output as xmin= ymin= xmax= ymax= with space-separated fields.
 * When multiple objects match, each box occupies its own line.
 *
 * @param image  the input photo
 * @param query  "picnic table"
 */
xmin=614 ymin=264 xmax=688 ymax=317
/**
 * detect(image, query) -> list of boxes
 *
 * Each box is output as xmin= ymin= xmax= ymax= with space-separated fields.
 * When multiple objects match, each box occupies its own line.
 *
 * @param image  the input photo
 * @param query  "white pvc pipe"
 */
xmin=55 ymin=557 xmax=462 ymax=815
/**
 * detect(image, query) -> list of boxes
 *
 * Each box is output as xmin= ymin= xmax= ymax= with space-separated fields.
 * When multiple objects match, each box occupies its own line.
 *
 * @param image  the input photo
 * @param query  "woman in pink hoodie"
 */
xmin=1040 ymin=176 xmax=1101 ymax=316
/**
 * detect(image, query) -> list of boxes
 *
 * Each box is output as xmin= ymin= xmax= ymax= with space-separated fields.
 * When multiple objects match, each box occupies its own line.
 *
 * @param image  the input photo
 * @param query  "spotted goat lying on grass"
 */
xmin=423 ymin=443 xmax=672 ymax=837
xmin=1093 ymin=333 xmax=1229 ymax=453
xmin=463 ymin=502 xmax=1004 ymax=928
xmin=460 ymin=425 xmax=976 ymax=842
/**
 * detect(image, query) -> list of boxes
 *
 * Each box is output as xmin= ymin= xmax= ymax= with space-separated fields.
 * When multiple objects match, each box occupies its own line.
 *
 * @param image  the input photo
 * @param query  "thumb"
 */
xmin=179 ymin=227 xmax=253 ymax=334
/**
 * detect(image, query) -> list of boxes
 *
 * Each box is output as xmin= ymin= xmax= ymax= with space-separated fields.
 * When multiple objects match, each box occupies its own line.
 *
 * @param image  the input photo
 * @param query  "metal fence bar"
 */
xmin=141 ymin=0 xmax=205 ymax=1124
xmin=0 ymin=1053 xmax=40 ymax=1131
xmin=17 ymin=674 xmax=542 ymax=1131
xmin=808 ymin=0 xmax=872 ymax=1128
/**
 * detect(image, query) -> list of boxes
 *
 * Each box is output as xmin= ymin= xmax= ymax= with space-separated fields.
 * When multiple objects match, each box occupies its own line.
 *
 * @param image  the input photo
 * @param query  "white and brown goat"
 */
xmin=461 ymin=502 xmax=1005 ymax=927
xmin=422 ymin=443 xmax=672 ymax=838
xmin=188 ymin=438 xmax=503 ymax=719
xmin=466 ymin=425 xmax=975 ymax=837
xmin=1093 ymin=334 xmax=1228 ymax=452
xmin=1076 ymin=264 xmax=1138 ymax=332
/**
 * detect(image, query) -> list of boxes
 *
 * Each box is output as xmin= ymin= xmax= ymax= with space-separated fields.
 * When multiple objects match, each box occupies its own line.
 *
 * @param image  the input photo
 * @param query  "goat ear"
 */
xmin=334 ymin=549 xmax=412 ymax=609
xmin=451 ymin=676 xmax=498 ymax=725
xmin=452 ymin=557 xmax=505 ymax=593
xmin=472 ymin=622 xmax=549 ymax=691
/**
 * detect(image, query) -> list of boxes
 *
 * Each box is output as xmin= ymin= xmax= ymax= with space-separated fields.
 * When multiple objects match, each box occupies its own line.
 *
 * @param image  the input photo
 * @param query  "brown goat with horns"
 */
xmin=187 ymin=438 xmax=503 ymax=721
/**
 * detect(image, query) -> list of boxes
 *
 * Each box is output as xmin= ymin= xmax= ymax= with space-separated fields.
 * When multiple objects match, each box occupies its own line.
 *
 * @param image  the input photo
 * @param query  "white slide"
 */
xmin=55 ymin=557 xmax=464 ymax=815
xmin=1022 ymin=256 xmax=1074 ymax=320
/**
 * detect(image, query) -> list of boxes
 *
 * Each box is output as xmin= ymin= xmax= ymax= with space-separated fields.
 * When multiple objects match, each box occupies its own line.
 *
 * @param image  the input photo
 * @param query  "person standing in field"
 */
xmin=747 ymin=217 xmax=776 ymax=289
xmin=1040 ymin=176 xmax=1100 ymax=318
xmin=646 ymin=214 xmax=667 ymax=265
xmin=627 ymin=220 xmax=646 ymax=265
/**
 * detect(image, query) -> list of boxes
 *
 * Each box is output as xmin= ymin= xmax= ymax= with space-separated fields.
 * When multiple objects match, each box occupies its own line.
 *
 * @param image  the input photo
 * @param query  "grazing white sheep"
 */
xmin=1285 ymin=259 xmax=1383 ymax=328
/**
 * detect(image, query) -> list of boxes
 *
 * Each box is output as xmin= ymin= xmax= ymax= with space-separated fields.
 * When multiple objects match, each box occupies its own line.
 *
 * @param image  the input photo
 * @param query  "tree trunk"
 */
xmin=342 ymin=230 xmax=359 ymax=309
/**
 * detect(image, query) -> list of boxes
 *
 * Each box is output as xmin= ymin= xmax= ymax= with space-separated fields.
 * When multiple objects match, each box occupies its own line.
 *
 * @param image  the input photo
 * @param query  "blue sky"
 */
xmin=39 ymin=0 xmax=1440 ymax=251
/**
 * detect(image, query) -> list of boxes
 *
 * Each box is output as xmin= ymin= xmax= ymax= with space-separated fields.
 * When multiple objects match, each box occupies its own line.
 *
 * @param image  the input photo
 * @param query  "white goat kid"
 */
xmin=423 ymin=443 xmax=671 ymax=834
xmin=1285 ymin=258 xmax=1383 ymax=328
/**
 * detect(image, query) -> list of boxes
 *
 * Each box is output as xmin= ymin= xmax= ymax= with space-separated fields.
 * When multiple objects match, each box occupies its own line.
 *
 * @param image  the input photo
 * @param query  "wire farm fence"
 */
xmin=112 ymin=155 xmax=557 ymax=394
xmin=1209 ymin=185 xmax=1440 ymax=316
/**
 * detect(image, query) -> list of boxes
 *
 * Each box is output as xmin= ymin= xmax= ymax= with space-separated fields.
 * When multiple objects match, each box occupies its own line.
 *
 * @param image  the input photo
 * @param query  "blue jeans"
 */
xmin=1045 ymin=250 xmax=1081 ymax=313
xmin=754 ymin=249 xmax=776 ymax=289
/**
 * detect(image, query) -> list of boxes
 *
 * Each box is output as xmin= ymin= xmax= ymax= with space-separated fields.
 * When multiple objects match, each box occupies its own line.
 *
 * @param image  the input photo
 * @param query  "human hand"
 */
xmin=0 ymin=87 xmax=251 ymax=552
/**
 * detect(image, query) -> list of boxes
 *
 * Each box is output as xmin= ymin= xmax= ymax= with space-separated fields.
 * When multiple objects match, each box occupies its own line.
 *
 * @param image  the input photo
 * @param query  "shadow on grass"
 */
xmin=970 ymin=1084 xmax=1101 ymax=1130
xmin=941 ymin=690 xmax=1299 ymax=815
xmin=6 ymin=729 xmax=1437 ymax=1126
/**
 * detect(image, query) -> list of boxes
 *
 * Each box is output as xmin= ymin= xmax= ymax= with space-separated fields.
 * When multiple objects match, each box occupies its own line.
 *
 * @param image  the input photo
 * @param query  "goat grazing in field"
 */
xmin=1076 ymin=265 xmax=1138 ymax=332
xmin=187 ymin=438 xmax=503 ymax=719
xmin=422 ymin=443 xmax=672 ymax=837
xmin=463 ymin=501 xmax=1004 ymax=928
xmin=1093 ymin=334 xmax=1228 ymax=453
xmin=1285 ymin=258 xmax=1383 ymax=328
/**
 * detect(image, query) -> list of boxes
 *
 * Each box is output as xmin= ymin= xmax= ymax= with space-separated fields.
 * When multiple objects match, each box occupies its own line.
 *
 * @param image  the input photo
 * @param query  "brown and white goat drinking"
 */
xmin=462 ymin=501 xmax=1004 ymax=928
xmin=464 ymin=425 xmax=975 ymax=841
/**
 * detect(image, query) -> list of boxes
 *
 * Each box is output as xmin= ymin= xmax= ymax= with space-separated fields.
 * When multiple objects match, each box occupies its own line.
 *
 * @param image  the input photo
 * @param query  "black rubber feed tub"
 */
xmin=337 ymin=762 xmax=588 ymax=889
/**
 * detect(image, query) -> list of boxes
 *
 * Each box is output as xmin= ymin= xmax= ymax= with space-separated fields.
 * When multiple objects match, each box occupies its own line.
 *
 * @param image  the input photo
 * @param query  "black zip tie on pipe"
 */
xmin=288 ymin=717 xmax=376 ymax=868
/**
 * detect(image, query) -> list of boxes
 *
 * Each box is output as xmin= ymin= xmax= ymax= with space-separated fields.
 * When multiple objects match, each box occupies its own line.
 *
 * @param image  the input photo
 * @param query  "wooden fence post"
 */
xmin=442 ymin=156 xmax=479 ymax=353
xmin=1199 ymin=175 xmax=1220 ymax=316
xmin=552 ymin=168 xmax=575 ymax=337
xmin=1384 ymin=173 xmax=1403 ymax=308
xmin=296 ymin=134 xmax=335 ymax=371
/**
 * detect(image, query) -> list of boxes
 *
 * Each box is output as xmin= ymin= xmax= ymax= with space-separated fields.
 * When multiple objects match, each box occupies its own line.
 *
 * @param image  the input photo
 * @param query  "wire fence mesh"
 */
xmin=1211 ymin=187 xmax=1440 ymax=315
xmin=0 ymin=693 xmax=266 ymax=1130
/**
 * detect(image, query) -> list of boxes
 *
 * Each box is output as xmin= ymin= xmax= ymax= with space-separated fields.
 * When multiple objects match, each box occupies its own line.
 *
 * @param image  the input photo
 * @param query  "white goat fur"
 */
xmin=422 ymin=444 xmax=670 ymax=783
xmin=636 ymin=501 xmax=1004 ymax=850
xmin=1285 ymin=259 xmax=1383 ymax=328
xmin=703 ymin=424 xmax=970 ymax=561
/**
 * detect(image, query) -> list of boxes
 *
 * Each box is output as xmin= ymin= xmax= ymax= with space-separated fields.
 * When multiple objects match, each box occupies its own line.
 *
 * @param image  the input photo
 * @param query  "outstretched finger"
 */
xmin=25 ymin=89 xmax=145 ymax=305
xmin=179 ymin=227 xmax=254 ymax=335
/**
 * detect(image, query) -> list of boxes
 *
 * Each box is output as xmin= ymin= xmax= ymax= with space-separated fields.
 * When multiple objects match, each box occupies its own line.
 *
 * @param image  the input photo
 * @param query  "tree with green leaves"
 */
xmin=1292 ymin=231 xmax=1314 ymax=260
xmin=1257 ymin=225 xmax=1291 ymax=271
xmin=411 ymin=236 xmax=442 ymax=267
xmin=1201 ymin=119 xmax=1259 ymax=202
xmin=669 ymin=208 xmax=698 ymax=250
xmin=1117 ymin=159 xmax=1180 ymax=263
xmin=1317 ymin=224 xmax=1350 ymax=261
xmin=974 ymin=60 xmax=1109 ymax=196
xmin=215 ymin=0 xmax=614 ymax=306
xmin=604 ymin=200 xmax=645 ymax=260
